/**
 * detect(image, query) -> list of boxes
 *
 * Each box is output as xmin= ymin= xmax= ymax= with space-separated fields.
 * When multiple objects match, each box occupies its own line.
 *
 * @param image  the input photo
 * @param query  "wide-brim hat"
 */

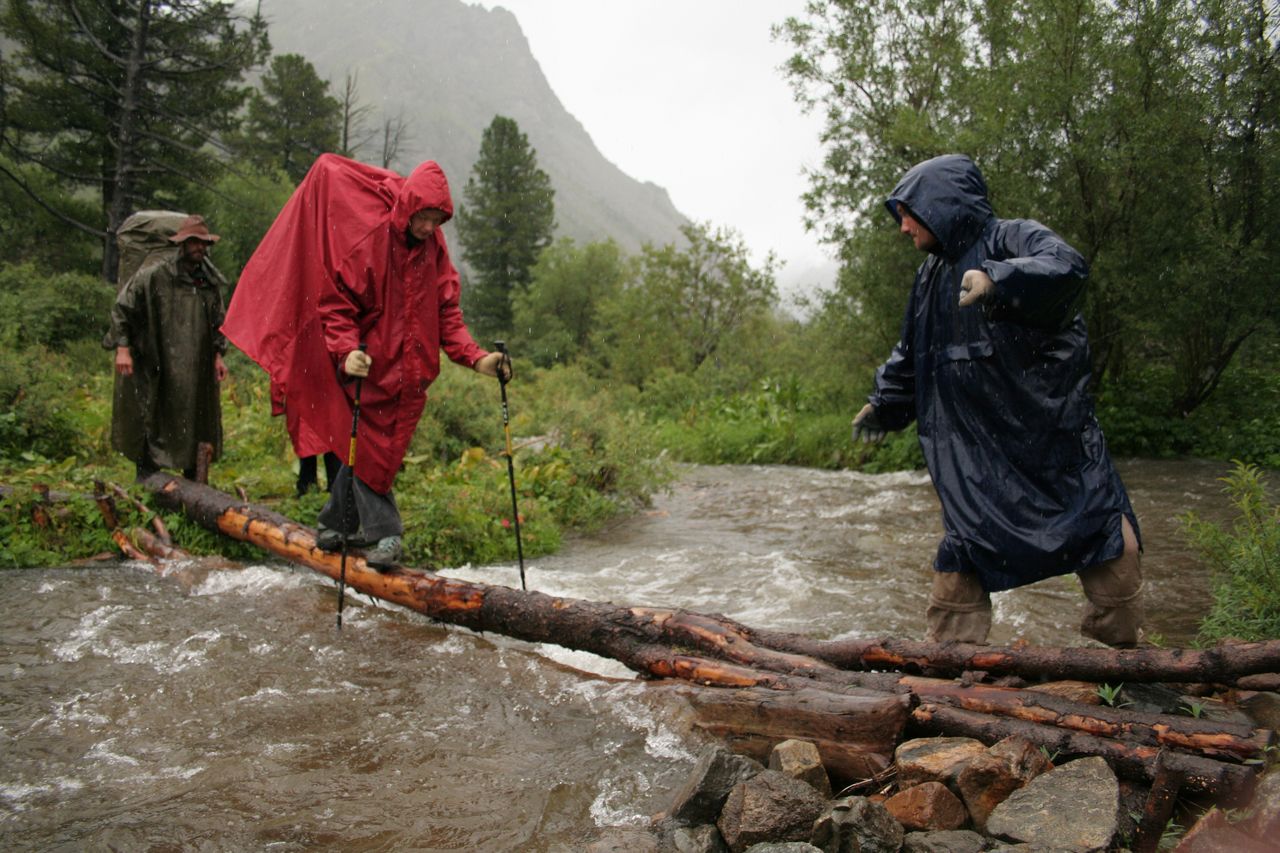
xmin=169 ymin=214 xmax=220 ymax=244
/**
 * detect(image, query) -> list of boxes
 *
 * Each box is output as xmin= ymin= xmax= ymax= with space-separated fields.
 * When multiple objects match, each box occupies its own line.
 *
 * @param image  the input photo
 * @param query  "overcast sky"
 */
xmin=477 ymin=1 xmax=836 ymax=304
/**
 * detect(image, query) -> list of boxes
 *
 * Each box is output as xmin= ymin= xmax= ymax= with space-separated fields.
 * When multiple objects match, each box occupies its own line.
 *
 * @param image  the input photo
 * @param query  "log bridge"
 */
xmin=88 ymin=473 xmax=1279 ymax=809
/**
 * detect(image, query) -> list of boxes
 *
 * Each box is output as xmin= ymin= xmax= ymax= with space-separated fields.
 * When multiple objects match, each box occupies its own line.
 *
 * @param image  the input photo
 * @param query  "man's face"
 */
xmin=409 ymin=208 xmax=447 ymax=241
xmin=897 ymin=203 xmax=938 ymax=252
xmin=181 ymin=238 xmax=212 ymax=265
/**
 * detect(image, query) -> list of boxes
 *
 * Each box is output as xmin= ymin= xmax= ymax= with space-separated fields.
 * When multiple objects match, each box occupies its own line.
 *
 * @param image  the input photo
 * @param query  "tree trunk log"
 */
xmin=909 ymin=704 xmax=1257 ymax=804
xmin=131 ymin=473 xmax=1275 ymax=801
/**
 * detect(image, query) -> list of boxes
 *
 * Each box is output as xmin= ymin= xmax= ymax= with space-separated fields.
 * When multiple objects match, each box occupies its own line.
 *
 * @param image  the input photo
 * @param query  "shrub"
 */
xmin=1183 ymin=462 xmax=1280 ymax=644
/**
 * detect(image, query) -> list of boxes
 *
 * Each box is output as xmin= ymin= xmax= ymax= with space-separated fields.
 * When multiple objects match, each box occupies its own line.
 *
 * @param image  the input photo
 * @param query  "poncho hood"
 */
xmin=391 ymin=160 xmax=453 ymax=233
xmin=885 ymin=154 xmax=995 ymax=261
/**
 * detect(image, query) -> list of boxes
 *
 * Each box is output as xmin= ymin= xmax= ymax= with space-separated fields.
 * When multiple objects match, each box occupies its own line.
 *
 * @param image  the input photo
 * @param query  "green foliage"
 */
xmin=456 ymin=115 xmax=556 ymax=338
xmin=778 ymin=0 xmax=1280 ymax=421
xmin=0 ymin=0 xmax=270 ymax=259
xmin=0 ymin=458 xmax=120 ymax=569
xmin=0 ymin=344 xmax=111 ymax=461
xmin=594 ymin=222 xmax=779 ymax=387
xmin=511 ymin=238 xmax=630 ymax=368
xmin=192 ymin=164 xmax=297 ymax=283
xmin=0 ymin=263 xmax=113 ymax=351
xmin=1095 ymin=683 xmax=1130 ymax=708
xmin=0 ymin=158 xmax=101 ymax=272
xmin=1184 ymin=462 xmax=1280 ymax=644
xmin=232 ymin=54 xmax=341 ymax=184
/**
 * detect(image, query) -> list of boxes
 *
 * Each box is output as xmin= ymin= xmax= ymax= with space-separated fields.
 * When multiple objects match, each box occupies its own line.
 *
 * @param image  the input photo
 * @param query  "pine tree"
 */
xmin=0 ymin=0 xmax=270 ymax=281
xmin=234 ymin=54 xmax=341 ymax=183
xmin=455 ymin=115 xmax=555 ymax=337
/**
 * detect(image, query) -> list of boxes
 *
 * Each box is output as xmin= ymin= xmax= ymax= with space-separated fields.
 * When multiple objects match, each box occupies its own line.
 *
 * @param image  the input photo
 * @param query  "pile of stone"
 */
xmin=589 ymin=736 xmax=1280 ymax=852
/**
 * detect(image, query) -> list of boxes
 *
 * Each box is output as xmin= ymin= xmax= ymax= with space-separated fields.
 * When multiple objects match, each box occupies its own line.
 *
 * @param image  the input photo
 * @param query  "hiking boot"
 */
xmin=315 ymin=526 xmax=343 ymax=553
xmin=364 ymin=536 xmax=402 ymax=570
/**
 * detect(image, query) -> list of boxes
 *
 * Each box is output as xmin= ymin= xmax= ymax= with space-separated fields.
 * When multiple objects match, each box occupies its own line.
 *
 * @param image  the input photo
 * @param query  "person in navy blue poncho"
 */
xmin=852 ymin=154 xmax=1144 ymax=646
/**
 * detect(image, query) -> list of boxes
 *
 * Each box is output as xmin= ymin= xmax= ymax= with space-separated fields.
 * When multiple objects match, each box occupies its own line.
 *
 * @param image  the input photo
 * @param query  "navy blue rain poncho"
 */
xmin=870 ymin=154 xmax=1139 ymax=592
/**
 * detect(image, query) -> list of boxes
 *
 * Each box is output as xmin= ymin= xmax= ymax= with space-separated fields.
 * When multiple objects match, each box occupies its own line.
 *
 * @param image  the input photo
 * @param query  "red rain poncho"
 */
xmin=223 ymin=154 xmax=488 ymax=493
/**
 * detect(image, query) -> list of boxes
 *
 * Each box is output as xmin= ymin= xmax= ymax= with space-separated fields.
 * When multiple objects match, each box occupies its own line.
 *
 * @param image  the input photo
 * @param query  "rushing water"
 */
xmin=0 ymin=458 xmax=1238 ymax=850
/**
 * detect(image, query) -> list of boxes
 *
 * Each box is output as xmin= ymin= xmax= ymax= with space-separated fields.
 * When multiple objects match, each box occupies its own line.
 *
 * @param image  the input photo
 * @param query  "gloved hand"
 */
xmin=959 ymin=268 xmax=995 ymax=308
xmin=851 ymin=403 xmax=887 ymax=444
xmin=344 ymin=349 xmax=372 ymax=378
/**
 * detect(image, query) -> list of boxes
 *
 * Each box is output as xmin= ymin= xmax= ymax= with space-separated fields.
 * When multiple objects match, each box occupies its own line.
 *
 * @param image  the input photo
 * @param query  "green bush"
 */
xmin=0 ymin=263 xmax=113 ymax=350
xmin=1183 ymin=462 xmax=1280 ymax=644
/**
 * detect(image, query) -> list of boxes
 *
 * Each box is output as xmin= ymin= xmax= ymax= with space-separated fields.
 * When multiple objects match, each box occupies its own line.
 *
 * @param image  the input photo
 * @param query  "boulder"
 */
xmin=896 ymin=737 xmax=987 ymax=789
xmin=1243 ymin=768 xmax=1280 ymax=842
xmin=984 ymin=757 xmax=1119 ymax=851
xmin=955 ymin=736 xmax=1052 ymax=830
xmin=1237 ymin=690 xmax=1280 ymax=731
xmin=668 ymin=745 xmax=766 ymax=826
xmin=810 ymin=796 xmax=904 ymax=853
xmin=884 ymin=781 xmax=968 ymax=832
xmin=902 ymin=829 xmax=990 ymax=853
xmin=770 ymin=739 xmax=833 ymax=798
xmin=1172 ymin=806 xmax=1276 ymax=853
xmin=668 ymin=823 xmax=731 ymax=853
xmin=741 ymin=844 xmax=825 ymax=852
xmin=717 ymin=769 xmax=829 ymax=853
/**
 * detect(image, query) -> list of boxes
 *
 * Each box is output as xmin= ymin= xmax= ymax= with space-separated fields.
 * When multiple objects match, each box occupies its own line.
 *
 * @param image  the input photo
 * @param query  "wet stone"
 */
xmin=985 ymin=757 xmax=1119 ymax=851
xmin=884 ymin=781 xmax=969 ymax=832
xmin=896 ymin=737 xmax=988 ymax=789
xmin=668 ymin=823 xmax=730 ymax=853
xmin=810 ymin=795 xmax=905 ymax=853
xmin=668 ymin=745 xmax=766 ymax=827
xmin=717 ymin=769 xmax=829 ymax=853
xmin=955 ymin=736 xmax=1053 ymax=831
xmin=769 ymin=738 xmax=833 ymax=798
xmin=903 ymin=829 xmax=991 ymax=853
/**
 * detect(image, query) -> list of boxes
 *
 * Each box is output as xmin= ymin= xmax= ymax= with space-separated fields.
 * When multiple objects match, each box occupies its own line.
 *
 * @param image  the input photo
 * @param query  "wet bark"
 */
xmin=126 ymin=473 xmax=1276 ymax=801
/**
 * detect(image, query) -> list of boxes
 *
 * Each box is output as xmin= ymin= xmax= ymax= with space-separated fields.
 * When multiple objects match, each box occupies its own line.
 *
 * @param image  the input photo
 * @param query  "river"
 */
xmin=0 ymin=458 xmax=1238 ymax=850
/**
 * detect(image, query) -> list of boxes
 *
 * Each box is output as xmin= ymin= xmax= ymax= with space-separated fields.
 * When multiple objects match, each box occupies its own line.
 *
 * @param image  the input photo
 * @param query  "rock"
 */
xmin=717 ymin=769 xmax=829 ymax=853
xmin=1115 ymin=682 xmax=1184 ymax=715
xmin=668 ymin=745 xmax=766 ymax=827
xmin=895 ymin=737 xmax=987 ymax=789
xmin=586 ymin=827 xmax=663 ymax=852
xmin=668 ymin=824 xmax=731 ymax=853
xmin=742 ymin=844 xmax=824 ymax=853
xmin=1172 ymin=806 xmax=1276 ymax=853
xmin=884 ymin=781 xmax=968 ymax=832
xmin=1237 ymin=691 xmax=1280 ymax=731
xmin=1243 ymin=768 xmax=1280 ymax=842
xmin=1178 ymin=694 xmax=1257 ymax=727
xmin=810 ymin=796 xmax=905 ymax=853
xmin=984 ymin=757 xmax=1119 ymax=851
xmin=770 ymin=739 xmax=833 ymax=798
xmin=902 ymin=829 xmax=990 ymax=852
xmin=955 ymin=736 xmax=1053 ymax=831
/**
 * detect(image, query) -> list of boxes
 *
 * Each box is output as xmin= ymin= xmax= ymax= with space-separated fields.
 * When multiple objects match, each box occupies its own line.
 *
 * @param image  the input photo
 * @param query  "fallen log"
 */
xmin=132 ymin=473 xmax=1275 ymax=799
xmin=909 ymin=703 xmax=1259 ymax=806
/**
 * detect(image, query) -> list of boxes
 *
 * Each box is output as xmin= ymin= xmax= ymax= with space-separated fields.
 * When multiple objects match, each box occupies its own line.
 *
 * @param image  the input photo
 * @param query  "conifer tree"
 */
xmin=0 ymin=0 xmax=269 ymax=281
xmin=456 ymin=115 xmax=555 ymax=337
xmin=234 ymin=54 xmax=341 ymax=183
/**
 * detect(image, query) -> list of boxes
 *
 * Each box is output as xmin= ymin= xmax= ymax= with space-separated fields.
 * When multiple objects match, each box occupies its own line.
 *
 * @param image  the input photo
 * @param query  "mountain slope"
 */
xmin=259 ymin=0 xmax=688 ymax=253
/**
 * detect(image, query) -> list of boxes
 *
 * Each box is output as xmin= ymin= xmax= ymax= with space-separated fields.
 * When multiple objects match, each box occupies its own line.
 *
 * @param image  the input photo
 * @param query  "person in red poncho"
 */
xmin=224 ymin=154 xmax=509 ymax=567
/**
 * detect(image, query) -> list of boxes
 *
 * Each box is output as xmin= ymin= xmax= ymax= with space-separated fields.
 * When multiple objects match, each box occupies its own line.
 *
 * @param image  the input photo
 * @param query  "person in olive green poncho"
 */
xmin=107 ymin=215 xmax=228 ymax=480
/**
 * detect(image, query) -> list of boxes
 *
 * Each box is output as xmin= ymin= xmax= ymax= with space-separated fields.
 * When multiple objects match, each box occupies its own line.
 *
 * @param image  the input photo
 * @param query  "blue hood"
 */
xmin=886 ymin=154 xmax=995 ymax=261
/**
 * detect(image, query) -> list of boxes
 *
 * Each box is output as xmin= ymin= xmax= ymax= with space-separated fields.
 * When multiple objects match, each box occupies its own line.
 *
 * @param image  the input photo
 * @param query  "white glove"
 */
xmin=959 ymin=269 xmax=995 ymax=308
xmin=344 ymin=349 xmax=371 ymax=378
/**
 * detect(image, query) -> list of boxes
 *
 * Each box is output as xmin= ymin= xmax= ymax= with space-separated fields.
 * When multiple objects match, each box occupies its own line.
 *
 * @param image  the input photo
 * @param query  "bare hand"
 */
xmin=344 ymin=349 xmax=372 ymax=378
xmin=475 ymin=351 xmax=512 ymax=381
xmin=959 ymin=269 xmax=995 ymax=308
xmin=115 ymin=346 xmax=134 ymax=376
xmin=214 ymin=353 xmax=228 ymax=382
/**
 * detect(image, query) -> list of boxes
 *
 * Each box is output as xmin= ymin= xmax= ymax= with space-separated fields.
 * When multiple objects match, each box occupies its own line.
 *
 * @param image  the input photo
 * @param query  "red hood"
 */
xmin=391 ymin=160 xmax=453 ymax=233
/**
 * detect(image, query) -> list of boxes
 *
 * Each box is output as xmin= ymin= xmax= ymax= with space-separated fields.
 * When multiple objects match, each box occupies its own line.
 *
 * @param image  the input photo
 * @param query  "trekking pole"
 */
xmin=337 ymin=344 xmax=367 ymax=630
xmin=494 ymin=341 xmax=526 ymax=591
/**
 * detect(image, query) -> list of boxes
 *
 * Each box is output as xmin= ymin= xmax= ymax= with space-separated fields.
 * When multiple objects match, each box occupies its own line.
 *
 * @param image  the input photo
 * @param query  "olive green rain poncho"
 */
xmin=106 ymin=252 xmax=226 ymax=471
